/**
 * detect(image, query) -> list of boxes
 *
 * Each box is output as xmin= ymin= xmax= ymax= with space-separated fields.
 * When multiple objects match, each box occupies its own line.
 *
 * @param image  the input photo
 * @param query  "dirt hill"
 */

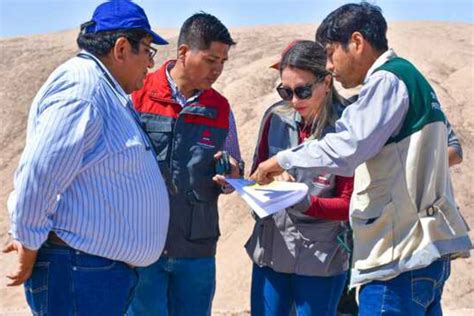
xmin=0 ymin=22 xmax=472 ymax=315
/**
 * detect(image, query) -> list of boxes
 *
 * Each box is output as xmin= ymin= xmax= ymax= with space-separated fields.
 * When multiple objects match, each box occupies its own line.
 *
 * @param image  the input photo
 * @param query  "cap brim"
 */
xmin=269 ymin=61 xmax=280 ymax=70
xmin=148 ymin=30 xmax=168 ymax=45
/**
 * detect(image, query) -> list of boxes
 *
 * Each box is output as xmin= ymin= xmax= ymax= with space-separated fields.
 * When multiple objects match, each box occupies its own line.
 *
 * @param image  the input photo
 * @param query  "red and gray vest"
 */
xmin=245 ymin=101 xmax=350 ymax=276
xmin=132 ymin=61 xmax=230 ymax=257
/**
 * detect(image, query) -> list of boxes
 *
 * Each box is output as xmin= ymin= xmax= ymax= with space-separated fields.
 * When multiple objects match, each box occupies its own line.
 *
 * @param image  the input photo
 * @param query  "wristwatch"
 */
xmin=238 ymin=160 xmax=245 ymax=177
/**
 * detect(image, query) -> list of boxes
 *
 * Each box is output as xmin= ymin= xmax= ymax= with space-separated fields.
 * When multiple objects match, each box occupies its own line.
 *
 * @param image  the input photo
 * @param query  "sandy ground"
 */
xmin=0 ymin=22 xmax=473 ymax=314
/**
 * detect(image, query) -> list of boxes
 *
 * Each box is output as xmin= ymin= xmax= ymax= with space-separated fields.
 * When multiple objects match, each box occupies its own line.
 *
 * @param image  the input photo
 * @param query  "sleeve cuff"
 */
xmin=220 ymin=183 xmax=235 ymax=194
xmin=10 ymin=223 xmax=50 ymax=250
xmin=276 ymin=149 xmax=294 ymax=170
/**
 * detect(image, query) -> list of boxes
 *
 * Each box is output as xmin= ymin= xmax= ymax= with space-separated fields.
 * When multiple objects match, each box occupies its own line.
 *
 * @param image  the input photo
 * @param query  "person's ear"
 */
xmin=323 ymin=74 xmax=332 ymax=90
xmin=177 ymin=44 xmax=190 ymax=64
xmin=350 ymin=32 xmax=365 ymax=55
xmin=111 ymin=37 xmax=129 ymax=63
xmin=322 ymin=74 xmax=333 ymax=95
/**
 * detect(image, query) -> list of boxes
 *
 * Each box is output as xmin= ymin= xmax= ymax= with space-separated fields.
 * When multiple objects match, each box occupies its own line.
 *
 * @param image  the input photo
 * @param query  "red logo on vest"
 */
xmin=197 ymin=129 xmax=215 ymax=148
xmin=312 ymin=174 xmax=330 ymax=186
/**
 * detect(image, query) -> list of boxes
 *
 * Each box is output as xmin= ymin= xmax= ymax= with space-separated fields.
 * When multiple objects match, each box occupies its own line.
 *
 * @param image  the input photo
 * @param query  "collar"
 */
xmin=363 ymin=48 xmax=398 ymax=84
xmin=294 ymin=111 xmax=303 ymax=125
xmin=78 ymin=50 xmax=130 ymax=107
xmin=165 ymin=61 xmax=202 ymax=107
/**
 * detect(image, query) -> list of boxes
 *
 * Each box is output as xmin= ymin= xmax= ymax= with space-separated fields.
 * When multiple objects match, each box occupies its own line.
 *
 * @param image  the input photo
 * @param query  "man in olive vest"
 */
xmin=251 ymin=3 xmax=472 ymax=315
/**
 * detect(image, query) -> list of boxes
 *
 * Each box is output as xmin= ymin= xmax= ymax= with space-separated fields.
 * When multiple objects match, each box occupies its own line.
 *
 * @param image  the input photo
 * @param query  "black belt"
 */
xmin=46 ymin=232 xmax=137 ymax=269
xmin=47 ymin=232 xmax=69 ymax=247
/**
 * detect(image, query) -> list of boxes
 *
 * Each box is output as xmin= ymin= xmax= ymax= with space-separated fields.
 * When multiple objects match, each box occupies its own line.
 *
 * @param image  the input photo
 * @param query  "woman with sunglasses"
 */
xmin=245 ymin=40 xmax=354 ymax=315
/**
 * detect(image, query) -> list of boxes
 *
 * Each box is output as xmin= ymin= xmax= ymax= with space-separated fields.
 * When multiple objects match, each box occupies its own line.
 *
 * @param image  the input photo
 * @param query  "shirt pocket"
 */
xmin=104 ymin=132 xmax=150 ymax=176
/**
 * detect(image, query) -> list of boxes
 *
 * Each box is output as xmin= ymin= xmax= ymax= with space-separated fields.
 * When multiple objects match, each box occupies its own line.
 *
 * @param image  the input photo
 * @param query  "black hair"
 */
xmin=316 ymin=2 xmax=388 ymax=52
xmin=177 ymin=12 xmax=236 ymax=50
xmin=77 ymin=27 xmax=150 ymax=57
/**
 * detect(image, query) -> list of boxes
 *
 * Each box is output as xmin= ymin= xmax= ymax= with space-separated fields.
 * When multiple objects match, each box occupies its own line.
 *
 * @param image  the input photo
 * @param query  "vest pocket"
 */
xmin=296 ymin=239 xmax=348 ymax=276
xmin=352 ymin=201 xmax=395 ymax=270
xmin=141 ymin=115 xmax=173 ymax=162
xmin=186 ymin=191 xmax=220 ymax=241
xmin=245 ymin=218 xmax=274 ymax=266
xmin=149 ymin=134 xmax=171 ymax=162
xmin=294 ymin=222 xmax=349 ymax=275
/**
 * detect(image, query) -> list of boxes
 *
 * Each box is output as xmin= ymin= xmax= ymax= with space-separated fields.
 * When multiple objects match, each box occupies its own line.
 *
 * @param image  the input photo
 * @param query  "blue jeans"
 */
xmin=359 ymin=258 xmax=451 ymax=316
xmin=251 ymin=264 xmax=347 ymax=316
xmin=127 ymin=256 xmax=216 ymax=316
xmin=24 ymin=241 xmax=138 ymax=315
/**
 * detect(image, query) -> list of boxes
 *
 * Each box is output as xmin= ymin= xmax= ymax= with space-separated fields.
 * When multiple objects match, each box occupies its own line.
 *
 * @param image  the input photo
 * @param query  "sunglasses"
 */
xmin=276 ymin=77 xmax=324 ymax=101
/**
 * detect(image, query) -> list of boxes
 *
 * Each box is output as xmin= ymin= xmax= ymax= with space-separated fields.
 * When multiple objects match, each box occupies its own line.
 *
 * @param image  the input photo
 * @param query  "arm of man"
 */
xmin=252 ymin=72 xmax=410 ymax=184
xmin=222 ymin=109 xmax=242 ymax=162
xmin=2 ymin=239 xmax=38 ymax=286
xmin=446 ymin=119 xmax=463 ymax=167
xmin=6 ymin=96 xmax=102 ymax=285
xmin=213 ymin=109 xmax=243 ymax=193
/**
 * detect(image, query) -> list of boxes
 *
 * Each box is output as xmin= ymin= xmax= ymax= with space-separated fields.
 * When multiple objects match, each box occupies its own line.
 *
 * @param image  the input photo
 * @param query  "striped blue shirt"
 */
xmin=8 ymin=51 xmax=169 ymax=267
xmin=165 ymin=63 xmax=242 ymax=161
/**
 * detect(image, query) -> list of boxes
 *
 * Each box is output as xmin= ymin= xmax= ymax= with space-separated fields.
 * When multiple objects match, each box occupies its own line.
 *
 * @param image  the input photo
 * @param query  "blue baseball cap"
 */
xmin=83 ymin=0 xmax=168 ymax=45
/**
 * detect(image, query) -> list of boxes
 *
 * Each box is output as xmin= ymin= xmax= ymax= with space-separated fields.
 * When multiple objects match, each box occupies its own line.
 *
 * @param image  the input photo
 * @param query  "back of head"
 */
xmin=316 ymin=2 xmax=388 ymax=52
xmin=178 ymin=12 xmax=236 ymax=51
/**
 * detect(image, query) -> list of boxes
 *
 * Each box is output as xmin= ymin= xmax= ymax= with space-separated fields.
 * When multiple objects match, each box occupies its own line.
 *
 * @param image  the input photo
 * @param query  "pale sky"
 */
xmin=1 ymin=0 xmax=473 ymax=38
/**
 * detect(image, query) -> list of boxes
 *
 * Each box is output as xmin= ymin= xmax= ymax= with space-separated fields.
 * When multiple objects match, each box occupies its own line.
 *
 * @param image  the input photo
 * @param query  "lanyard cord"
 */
xmin=77 ymin=52 xmax=154 ymax=152
xmin=77 ymin=52 xmax=181 ymax=193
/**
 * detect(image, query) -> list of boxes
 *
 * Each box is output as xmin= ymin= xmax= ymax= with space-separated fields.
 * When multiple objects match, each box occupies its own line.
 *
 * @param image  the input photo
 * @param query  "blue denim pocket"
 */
xmin=24 ymin=261 xmax=50 ymax=316
xmin=412 ymin=277 xmax=435 ymax=308
xmin=72 ymin=256 xmax=137 ymax=315
xmin=73 ymin=252 xmax=117 ymax=271
xmin=443 ymin=259 xmax=451 ymax=283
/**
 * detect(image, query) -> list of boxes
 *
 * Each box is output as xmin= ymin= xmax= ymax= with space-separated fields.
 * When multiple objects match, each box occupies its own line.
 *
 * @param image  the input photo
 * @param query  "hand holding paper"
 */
xmin=250 ymin=155 xmax=285 ymax=184
xmin=225 ymin=178 xmax=308 ymax=218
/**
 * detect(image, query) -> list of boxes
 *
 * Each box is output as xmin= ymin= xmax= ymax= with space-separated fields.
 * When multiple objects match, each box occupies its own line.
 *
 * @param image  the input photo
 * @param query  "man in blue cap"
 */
xmin=3 ymin=1 xmax=170 ymax=314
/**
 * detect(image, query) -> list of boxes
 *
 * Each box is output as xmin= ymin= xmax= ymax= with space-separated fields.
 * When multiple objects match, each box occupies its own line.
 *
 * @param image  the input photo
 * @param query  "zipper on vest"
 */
xmin=168 ymin=107 xmax=218 ymax=191
xmin=168 ymin=115 xmax=180 ymax=188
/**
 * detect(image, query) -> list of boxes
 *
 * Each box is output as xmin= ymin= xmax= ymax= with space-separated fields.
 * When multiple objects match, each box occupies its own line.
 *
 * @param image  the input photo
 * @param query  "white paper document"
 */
xmin=225 ymin=178 xmax=308 ymax=218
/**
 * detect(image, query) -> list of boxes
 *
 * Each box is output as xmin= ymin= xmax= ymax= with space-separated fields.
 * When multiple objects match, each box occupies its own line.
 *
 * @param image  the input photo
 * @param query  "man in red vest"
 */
xmin=127 ymin=12 xmax=242 ymax=315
